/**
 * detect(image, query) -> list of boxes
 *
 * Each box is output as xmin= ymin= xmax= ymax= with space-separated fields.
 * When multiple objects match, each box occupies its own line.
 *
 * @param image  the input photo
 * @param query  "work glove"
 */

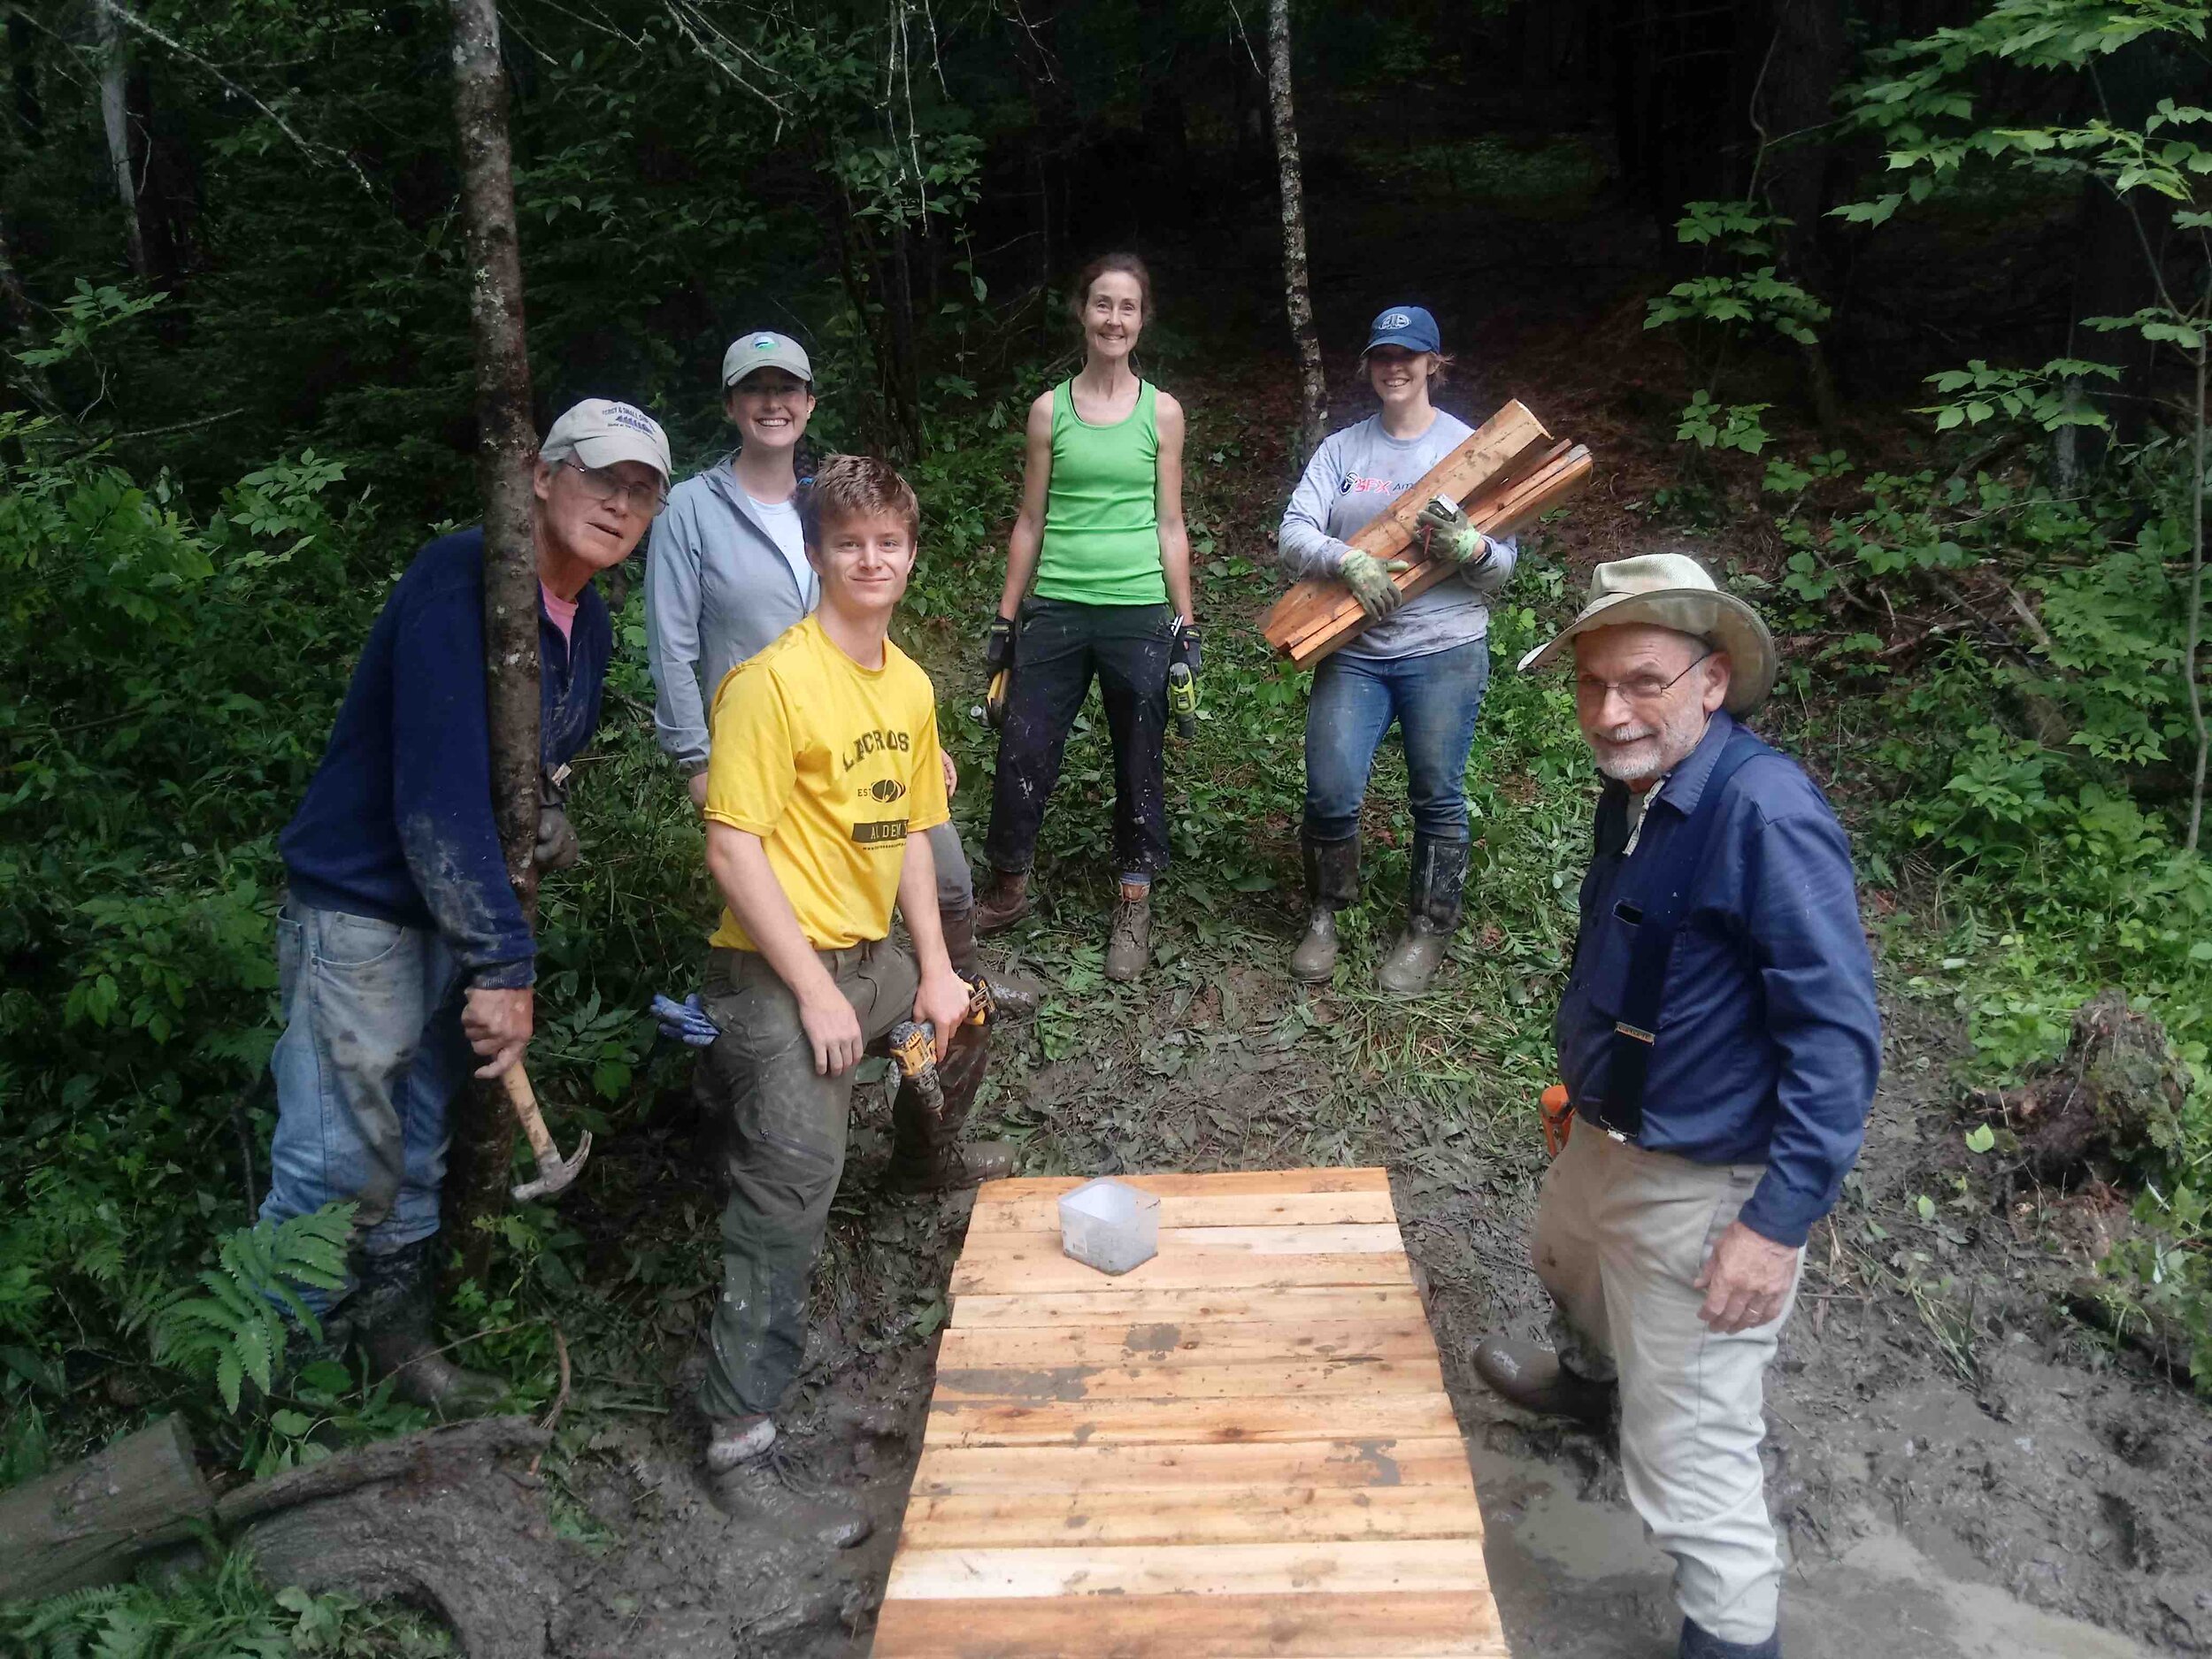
xmin=534 ymin=765 xmax=580 ymax=871
xmin=983 ymin=615 xmax=1016 ymax=730
xmin=1169 ymin=616 xmax=1202 ymax=678
xmin=1339 ymin=548 xmax=1411 ymax=619
xmin=1412 ymin=495 xmax=1491 ymax=568
xmin=650 ymin=992 xmax=720 ymax=1048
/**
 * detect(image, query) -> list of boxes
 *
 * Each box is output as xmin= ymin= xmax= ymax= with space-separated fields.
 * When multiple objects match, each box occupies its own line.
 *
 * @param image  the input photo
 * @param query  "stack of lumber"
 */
xmin=872 ymin=1167 xmax=1506 ymax=1657
xmin=1261 ymin=399 xmax=1593 ymax=668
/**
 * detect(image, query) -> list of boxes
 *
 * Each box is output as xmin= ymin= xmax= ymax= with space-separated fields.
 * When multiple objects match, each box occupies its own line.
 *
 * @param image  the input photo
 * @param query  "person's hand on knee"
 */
xmin=464 ymin=986 xmax=534 ymax=1079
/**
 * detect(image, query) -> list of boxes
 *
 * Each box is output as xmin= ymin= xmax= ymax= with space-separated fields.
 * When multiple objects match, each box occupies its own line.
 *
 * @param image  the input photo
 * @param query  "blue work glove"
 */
xmin=650 ymin=992 xmax=719 ymax=1048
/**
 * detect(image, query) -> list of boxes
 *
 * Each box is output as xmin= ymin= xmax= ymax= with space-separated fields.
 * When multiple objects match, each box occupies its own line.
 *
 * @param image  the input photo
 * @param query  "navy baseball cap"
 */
xmin=1363 ymin=304 xmax=1440 ymax=355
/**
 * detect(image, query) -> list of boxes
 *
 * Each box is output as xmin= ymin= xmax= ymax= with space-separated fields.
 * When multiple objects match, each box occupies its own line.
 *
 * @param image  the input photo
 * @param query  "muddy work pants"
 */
xmin=1532 ymin=1125 xmax=1803 ymax=1648
xmin=983 ymin=598 xmax=1171 ymax=881
xmin=695 ymin=940 xmax=918 ymax=1420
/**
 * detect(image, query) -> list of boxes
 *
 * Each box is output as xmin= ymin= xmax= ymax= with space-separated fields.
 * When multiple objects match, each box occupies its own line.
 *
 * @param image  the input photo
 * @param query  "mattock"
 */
xmin=501 ymin=1064 xmax=592 ymax=1202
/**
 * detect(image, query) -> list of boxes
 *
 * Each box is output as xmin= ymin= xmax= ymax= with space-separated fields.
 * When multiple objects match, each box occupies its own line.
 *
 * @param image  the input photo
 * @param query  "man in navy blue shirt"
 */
xmin=262 ymin=399 xmax=671 ymax=1413
xmin=1477 ymin=555 xmax=1881 ymax=1659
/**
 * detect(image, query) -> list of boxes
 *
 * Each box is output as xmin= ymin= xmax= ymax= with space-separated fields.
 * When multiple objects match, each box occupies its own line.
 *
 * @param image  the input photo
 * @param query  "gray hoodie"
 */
xmin=1278 ymin=411 xmax=1518 ymax=661
xmin=644 ymin=457 xmax=818 ymax=775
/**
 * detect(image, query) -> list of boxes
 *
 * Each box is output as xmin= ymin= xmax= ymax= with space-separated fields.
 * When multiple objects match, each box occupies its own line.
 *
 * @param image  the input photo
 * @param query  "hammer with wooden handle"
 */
xmin=501 ymin=1064 xmax=593 ymax=1202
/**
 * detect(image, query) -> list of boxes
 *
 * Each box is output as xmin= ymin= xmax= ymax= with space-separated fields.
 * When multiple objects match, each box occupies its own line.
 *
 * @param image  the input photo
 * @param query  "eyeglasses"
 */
xmin=563 ymin=460 xmax=668 ymax=517
xmin=1574 ymin=649 xmax=1713 ymax=707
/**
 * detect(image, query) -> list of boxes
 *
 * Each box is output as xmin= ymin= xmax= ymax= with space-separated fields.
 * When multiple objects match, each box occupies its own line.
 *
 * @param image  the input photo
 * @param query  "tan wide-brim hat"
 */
xmin=1517 ymin=552 xmax=1777 ymax=715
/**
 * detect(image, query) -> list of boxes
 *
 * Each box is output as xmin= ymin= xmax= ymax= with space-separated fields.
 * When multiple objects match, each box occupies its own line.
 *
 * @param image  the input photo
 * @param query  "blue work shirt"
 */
xmin=280 ymin=528 xmax=611 ymax=990
xmin=1555 ymin=711 xmax=1881 ymax=1247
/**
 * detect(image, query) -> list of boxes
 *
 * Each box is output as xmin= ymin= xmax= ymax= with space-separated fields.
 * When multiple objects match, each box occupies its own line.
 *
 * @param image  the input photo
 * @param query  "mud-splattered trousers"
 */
xmin=695 ymin=940 xmax=920 ymax=1419
xmin=1533 ymin=1125 xmax=1803 ymax=1647
xmin=983 ymin=597 xmax=1171 ymax=881
xmin=258 ymin=900 xmax=473 ymax=1312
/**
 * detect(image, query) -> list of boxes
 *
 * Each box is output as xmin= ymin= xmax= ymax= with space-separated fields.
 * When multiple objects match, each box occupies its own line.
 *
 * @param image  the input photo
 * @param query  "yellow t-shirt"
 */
xmin=703 ymin=614 xmax=949 ymax=951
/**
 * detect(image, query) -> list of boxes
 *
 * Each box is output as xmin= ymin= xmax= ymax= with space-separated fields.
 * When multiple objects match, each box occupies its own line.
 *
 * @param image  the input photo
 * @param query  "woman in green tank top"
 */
xmin=974 ymin=253 xmax=1196 ymax=982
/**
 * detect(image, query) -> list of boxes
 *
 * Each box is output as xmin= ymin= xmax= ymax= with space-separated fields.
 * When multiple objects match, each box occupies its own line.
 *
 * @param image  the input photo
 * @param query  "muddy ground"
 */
xmin=422 ymin=122 xmax=2209 ymax=1657
xmin=523 ymin=958 xmax=2210 ymax=1659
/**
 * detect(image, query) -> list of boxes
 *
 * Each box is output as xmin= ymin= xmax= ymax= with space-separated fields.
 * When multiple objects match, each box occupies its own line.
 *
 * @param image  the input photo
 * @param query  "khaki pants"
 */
xmin=1532 ymin=1125 xmax=1801 ymax=1647
xmin=695 ymin=941 xmax=918 ymax=1420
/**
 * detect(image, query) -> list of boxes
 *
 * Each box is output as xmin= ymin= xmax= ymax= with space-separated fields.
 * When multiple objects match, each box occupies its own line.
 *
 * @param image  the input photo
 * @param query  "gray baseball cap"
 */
xmin=540 ymin=399 xmax=672 ymax=481
xmin=722 ymin=331 xmax=813 ymax=389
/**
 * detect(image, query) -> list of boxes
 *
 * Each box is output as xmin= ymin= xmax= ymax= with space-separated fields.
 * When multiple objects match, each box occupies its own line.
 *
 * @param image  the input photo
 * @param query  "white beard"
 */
xmin=1586 ymin=700 xmax=1710 ymax=786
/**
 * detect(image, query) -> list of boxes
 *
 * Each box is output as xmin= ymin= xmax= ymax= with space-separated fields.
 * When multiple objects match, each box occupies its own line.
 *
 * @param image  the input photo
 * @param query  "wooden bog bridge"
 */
xmin=872 ymin=1167 xmax=1507 ymax=1657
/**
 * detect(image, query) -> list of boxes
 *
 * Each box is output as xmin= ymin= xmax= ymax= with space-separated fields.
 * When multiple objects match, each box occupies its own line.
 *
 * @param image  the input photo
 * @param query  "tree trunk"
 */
xmin=0 ymin=1417 xmax=212 ymax=1601
xmin=444 ymin=0 xmax=541 ymax=1283
xmin=92 ymin=1 xmax=146 ymax=277
xmin=0 ymin=210 xmax=60 ymax=414
xmin=1265 ymin=0 xmax=1325 ymax=463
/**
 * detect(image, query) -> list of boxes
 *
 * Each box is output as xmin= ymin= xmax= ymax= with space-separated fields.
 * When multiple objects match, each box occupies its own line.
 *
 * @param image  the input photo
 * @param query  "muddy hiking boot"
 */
xmin=703 ymin=1411 xmax=777 ymax=1473
xmin=1680 ymin=1618 xmax=1780 ymax=1659
xmin=973 ymin=867 xmax=1032 ymax=934
xmin=1103 ymin=880 xmax=1152 ymax=981
xmin=1471 ymin=1335 xmax=1616 ymax=1428
xmin=707 ymin=1448 xmax=873 ymax=1549
xmin=351 ymin=1239 xmax=507 ymax=1419
xmin=1291 ymin=832 xmax=1360 ymax=984
xmin=1377 ymin=833 xmax=1470 ymax=998
xmin=889 ymin=1024 xmax=1016 ymax=1193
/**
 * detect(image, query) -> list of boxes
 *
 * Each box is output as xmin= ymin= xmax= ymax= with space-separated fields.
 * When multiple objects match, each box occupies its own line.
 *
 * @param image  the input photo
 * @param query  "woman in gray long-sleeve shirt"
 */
xmin=1276 ymin=305 xmax=1517 ymax=995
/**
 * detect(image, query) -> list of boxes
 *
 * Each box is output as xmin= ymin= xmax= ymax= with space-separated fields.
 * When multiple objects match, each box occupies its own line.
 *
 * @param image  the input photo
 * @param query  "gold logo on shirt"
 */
xmin=861 ymin=777 xmax=908 ymax=803
xmin=851 ymin=818 xmax=908 ymax=845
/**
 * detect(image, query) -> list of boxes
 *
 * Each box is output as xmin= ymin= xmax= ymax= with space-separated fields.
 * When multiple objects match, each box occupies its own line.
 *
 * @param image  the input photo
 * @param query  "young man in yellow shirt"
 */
xmin=693 ymin=455 xmax=992 ymax=1542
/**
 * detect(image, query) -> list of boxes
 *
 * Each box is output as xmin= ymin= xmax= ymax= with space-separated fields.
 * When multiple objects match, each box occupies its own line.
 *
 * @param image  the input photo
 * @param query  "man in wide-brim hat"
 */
xmin=1477 ymin=553 xmax=1880 ymax=1659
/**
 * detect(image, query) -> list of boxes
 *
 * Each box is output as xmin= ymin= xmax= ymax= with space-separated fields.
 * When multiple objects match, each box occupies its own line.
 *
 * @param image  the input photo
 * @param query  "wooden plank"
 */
xmin=959 ymin=1224 xmax=1406 ymax=1258
xmin=972 ymin=1168 xmax=1390 ymax=1204
xmin=949 ymin=1285 xmax=1427 ymax=1329
xmin=971 ymin=1187 xmax=1399 ymax=1233
xmin=1272 ymin=435 xmax=1573 ymax=656
xmin=872 ymin=1592 xmax=1506 ymax=1658
xmin=1283 ymin=446 xmax=1594 ymax=669
xmin=922 ymin=1392 xmax=1463 ymax=1448
xmin=949 ymin=1247 xmax=1413 ymax=1298
xmin=932 ymin=1354 xmax=1446 ymax=1404
xmin=909 ymin=1438 xmax=1477 ymax=1496
xmin=886 ymin=1539 xmax=1490 ymax=1601
xmin=897 ymin=1484 xmax=1486 ymax=1550
xmin=1259 ymin=402 xmax=1551 ymax=649
xmin=937 ymin=1318 xmax=1442 ymax=1369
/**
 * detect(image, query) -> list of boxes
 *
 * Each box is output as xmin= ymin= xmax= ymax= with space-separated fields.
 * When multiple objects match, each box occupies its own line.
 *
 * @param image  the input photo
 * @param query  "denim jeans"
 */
xmin=1303 ymin=637 xmax=1491 ymax=841
xmin=259 ymin=899 xmax=473 ymax=1310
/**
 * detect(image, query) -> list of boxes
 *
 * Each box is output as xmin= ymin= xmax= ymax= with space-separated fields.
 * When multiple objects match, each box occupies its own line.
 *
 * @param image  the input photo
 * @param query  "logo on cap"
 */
xmin=609 ymin=404 xmax=657 ymax=434
xmin=1382 ymin=311 xmax=1413 ymax=329
xmin=754 ymin=335 xmax=776 ymax=349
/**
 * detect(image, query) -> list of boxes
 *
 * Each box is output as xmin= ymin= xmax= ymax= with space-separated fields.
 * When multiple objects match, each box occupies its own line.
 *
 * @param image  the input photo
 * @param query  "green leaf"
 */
xmin=1964 ymin=1123 xmax=1997 ymax=1154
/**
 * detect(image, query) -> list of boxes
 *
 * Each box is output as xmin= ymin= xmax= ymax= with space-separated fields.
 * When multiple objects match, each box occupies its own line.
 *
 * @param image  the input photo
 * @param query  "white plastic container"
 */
xmin=1057 ymin=1178 xmax=1160 ymax=1275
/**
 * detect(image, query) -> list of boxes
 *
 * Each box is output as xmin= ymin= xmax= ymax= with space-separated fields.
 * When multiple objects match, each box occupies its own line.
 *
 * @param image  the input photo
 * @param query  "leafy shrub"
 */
xmin=147 ymin=1206 xmax=353 ymax=1414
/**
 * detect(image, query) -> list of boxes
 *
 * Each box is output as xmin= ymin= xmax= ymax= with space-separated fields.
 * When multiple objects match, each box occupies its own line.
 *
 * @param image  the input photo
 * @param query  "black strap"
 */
xmin=1593 ymin=727 xmax=1773 ymax=1140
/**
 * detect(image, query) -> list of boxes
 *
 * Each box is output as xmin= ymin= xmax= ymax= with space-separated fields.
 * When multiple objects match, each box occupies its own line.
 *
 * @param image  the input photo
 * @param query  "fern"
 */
xmin=148 ymin=1203 xmax=355 ymax=1412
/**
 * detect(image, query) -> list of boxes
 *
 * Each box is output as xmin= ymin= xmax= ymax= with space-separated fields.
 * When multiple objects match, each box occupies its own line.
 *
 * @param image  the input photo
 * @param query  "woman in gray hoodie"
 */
xmin=644 ymin=331 xmax=991 ymax=979
xmin=1276 ymin=305 xmax=1517 ymax=996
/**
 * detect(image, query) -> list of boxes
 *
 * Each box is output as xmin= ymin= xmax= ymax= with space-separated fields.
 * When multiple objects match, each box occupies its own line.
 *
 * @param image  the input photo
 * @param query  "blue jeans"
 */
xmin=259 ymin=899 xmax=473 ymax=1310
xmin=1303 ymin=638 xmax=1491 ymax=841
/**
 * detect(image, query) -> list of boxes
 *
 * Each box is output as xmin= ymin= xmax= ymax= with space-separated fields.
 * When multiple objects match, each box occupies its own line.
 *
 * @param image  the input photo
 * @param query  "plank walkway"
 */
xmin=872 ymin=1167 xmax=1507 ymax=1657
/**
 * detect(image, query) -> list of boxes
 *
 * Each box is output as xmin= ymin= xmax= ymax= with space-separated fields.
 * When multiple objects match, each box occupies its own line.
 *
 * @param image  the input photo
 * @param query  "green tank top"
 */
xmin=1034 ymin=378 xmax=1168 ymax=607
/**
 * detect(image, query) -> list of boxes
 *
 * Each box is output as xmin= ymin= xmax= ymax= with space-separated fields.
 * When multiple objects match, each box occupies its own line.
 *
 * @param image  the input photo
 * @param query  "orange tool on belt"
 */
xmin=1540 ymin=1084 xmax=1574 ymax=1158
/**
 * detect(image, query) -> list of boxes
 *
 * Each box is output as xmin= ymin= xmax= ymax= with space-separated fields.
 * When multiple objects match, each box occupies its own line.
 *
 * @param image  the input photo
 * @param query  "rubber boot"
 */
xmin=890 ymin=1024 xmax=1016 ymax=1192
xmin=1102 ymin=880 xmax=1152 ymax=982
xmin=1471 ymin=1335 xmax=1616 ymax=1427
xmin=1290 ymin=832 xmax=1359 ymax=984
xmin=703 ymin=1412 xmax=777 ymax=1474
xmin=940 ymin=903 xmax=984 ymax=976
xmin=1377 ymin=833 xmax=1469 ymax=998
xmin=352 ymin=1240 xmax=507 ymax=1419
xmin=1680 ymin=1618 xmax=1780 ymax=1658
xmin=973 ymin=867 xmax=1032 ymax=934
xmin=707 ymin=1450 xmax=873 ymax=1548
